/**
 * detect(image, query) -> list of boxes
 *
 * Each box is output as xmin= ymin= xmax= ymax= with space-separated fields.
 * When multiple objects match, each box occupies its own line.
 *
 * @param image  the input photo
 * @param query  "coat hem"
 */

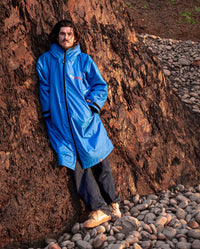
xmin=58 ymin=154 xmax=76 ymax=170
xmin=81 ymin=145 xmax=114 ymax=169
xmin=57 ymin=145 xmax=114 ymax=170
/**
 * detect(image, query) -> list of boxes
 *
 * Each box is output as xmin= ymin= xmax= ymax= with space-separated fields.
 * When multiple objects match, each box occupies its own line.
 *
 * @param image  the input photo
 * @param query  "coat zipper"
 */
xmin=63 ymin=51 xmax=78 ymax=158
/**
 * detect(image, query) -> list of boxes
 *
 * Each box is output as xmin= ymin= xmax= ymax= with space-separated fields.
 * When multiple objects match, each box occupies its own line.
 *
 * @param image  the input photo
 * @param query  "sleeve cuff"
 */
xmin=86 ymin=99 xmax=101 ymax=113
xmin=42 ymin=110 xmax=51 ymax=118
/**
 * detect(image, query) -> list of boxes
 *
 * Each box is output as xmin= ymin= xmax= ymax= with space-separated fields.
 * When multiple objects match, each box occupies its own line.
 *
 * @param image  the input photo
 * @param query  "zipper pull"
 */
xmin=63 ymin=51 xmax=66 ymax=64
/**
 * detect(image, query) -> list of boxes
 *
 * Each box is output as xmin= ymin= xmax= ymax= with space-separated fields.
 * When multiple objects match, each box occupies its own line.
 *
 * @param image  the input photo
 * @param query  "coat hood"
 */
xmin=49 ymin=43 xmax=81 ymax=61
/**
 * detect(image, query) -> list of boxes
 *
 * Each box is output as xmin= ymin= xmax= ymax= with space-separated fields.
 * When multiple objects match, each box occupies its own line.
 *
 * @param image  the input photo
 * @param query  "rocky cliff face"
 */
xmin=0 ymin=0 xmax=199 ymax=248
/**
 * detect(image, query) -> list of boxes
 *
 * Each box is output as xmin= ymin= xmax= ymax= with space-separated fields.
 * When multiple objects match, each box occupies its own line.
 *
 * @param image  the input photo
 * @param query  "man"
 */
xmin=36 ymin=20 xmax=121 ymax=228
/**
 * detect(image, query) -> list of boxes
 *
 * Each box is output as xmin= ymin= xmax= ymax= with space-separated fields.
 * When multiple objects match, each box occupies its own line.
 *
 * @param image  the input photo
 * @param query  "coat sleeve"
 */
xmin=36 ymin=56 xmax=51 ymax=118
xmin=84 ymin=56 xmax=108 ymax=113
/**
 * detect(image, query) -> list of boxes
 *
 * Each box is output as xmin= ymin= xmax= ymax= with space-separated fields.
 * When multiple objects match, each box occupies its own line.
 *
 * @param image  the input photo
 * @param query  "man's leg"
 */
xmin=73 ymin=158 xmax=112 ymax=228
xmin=73 ymin=158 xmax=109 ymax=211
xmin=92 ymin=157 xmax=119 ymax=204
xmin=92 ymin=157 xmax=122 ymax=219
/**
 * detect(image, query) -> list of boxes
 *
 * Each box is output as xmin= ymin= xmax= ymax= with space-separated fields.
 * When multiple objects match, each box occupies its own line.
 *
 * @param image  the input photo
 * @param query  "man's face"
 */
xmin=58 ymin=27 xmax=76 ymax=50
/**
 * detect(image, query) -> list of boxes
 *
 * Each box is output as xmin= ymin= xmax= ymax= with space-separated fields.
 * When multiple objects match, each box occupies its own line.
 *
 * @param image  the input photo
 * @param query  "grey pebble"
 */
xmin=163 ymin=226 xmax=177 ymax=240
xmin=93 ymin=233 xmax=107 ymax=248
xmin=192 ymin=240 xmax=200 ymax=249
xmin=76 ymin=240 xmax=92 ymax=249
xmin=176 ymin=241 xmax=192 ymax=249
xmin=187 ymin=229 xmax=200 ymax=239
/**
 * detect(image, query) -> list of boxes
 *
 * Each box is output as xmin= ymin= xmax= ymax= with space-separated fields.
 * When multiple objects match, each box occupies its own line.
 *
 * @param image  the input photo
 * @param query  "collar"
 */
xmin=49 ymin=43 xmax=81 ymax=61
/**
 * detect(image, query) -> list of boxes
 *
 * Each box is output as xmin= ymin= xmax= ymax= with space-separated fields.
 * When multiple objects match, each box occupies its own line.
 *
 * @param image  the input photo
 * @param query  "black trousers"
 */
xmin=73 ymin=157 xmax=118 ymax=211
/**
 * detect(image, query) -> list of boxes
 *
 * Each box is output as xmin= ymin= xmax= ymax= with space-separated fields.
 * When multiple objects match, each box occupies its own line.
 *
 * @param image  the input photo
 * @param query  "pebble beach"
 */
xmin=138 ymin=34 xmax=200 ymax=115
xmin=45 ymin=184 xmax=200 ymax=249
xmin=33 ymin=35 xmax=200 ymax=249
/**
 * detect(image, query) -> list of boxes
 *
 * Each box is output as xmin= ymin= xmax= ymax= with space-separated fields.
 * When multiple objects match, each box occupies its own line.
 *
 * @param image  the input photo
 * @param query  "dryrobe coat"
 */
xmin=36 ymin=43 xmax=114 ymax=170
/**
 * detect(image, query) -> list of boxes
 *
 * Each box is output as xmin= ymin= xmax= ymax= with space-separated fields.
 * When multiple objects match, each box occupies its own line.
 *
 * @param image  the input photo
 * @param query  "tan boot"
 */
xmin=83 ymin=209 xmax=111 ymax=228
xmin=110 ymin=202 xmax=121 ymax=219
xmin=48 ymin=242 xmax=61 ymax=249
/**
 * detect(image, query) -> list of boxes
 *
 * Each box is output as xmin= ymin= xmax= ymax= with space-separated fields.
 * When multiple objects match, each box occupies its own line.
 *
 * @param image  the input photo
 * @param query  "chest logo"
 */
xmin=70 ymin=74 xmax=82 ymax=80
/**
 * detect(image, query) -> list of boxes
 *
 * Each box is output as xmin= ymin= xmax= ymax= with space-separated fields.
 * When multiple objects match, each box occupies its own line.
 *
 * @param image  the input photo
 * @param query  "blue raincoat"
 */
xmin=36 ymin=43 xmax=113 ymax=170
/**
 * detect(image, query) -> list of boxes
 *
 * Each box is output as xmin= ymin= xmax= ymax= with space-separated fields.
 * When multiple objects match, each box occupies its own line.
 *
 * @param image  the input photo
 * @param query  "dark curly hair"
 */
xmin=49 ymin=19 xmax=80 ymax=47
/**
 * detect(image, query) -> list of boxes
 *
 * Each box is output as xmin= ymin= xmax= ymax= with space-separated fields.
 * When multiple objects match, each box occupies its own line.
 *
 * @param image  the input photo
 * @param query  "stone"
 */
xmin=71 ymin=233 xmax=82 ymax=242
xmin=165 ymin=214 xmax=173 ymax=225
xmin=140 ymin=230 xmax=150 ymax=240
xmin=187 ymin=220 xmax=199 ymax=229
xmin=163 ymin=227 xmax=177 ymax=239
xmin=83 ymin=233 xmax=90 ymax=242
xmin=176 ymin=242 xmax=192 ymax=249
xmin=142 ymin=223 xmax=152 ymax=233
xmin=156 ymin=240 xmax=166 ymax=247
xmin=45 ymin=238 xmax=57 ymax=244
xmin=130 ymin=231 xmax=142 ymax=239
xmin=195 ymin=212 xmax=200 ymax=223
xmin=147 ymin=194 xmax=158 ymax=201
xmin=187 ymin=229 xmax=200 ymax=239
xmin=115 ymin=233 xmax=125 ymax=240
xmin=149 ymin=234 xmax=157 ymax=240
xmin=108 ymin=243 xmax=126 ymax=249
xmin=157 ymin=224 xmax=165 ymax=233
xmin=76 ymin=240 xmax=92 ymax=249
xmin=96 ymin=225 xmax=106 ymax=234
xmin=176 ymin=195 xmax=190 ymax=203
xmin=166 ymin=239 xmax=175 ymax=248
xmin=166 ymin=46 xmax=172 ymax=50
xmin=190 ymin=193 xmax=200 ymax=203
xmin=144 ymin=213 xmax=156 ymax=223
xmin=178 ymin=58 xmax=191 ymax=65
xmin=155 ymin=216 xmax=168 ymax=226
xmin=90 ymin=228 xmax=97 ymax=238
xmin=158 ymin=233 xmax=166 ymax=240
xmin=57 ymin=235 xmax=64 ymax=244
xmin=63 ymin=233 xmax=71 ymax=240
xmin=107 ymin=236 xmax=116 ymax=244
xmin=130 ymin=207 xmax=140 ymax=217
xmin=163 ymin=69 xmax=171 ymax=76
xmin=133 ymin=243 xmax=142 ymax=249
xmin=141 ymin=240 xmax=151 ymax=249
xmin=71 ymin=223 xmax=80 ymax=234
xmin=132 ymin=194 xmax=140 ymax=205
xmin=149 ymin=223 xmax=157 ymax=235
xmin=176 ymin=208 xmax=186 ymax=219
xmin=179 ymin=200 xmax=189 ymax=209
xmin=114 ymin=216 xmax=140 ymax=234
xmin=125 ymin=235 xmax=139 ymax=244
xmin=93 ymin=234 xmax=107 ymax=248
xmin=191 ymin=240 xmax=200 ymax=249
xmin=60 ymin=240 xmax=75 ymax=247
xmin=135 ymin=203 xmax=149 ymax=211
xmin=160 ymin=243 xmax=171 ymax=249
